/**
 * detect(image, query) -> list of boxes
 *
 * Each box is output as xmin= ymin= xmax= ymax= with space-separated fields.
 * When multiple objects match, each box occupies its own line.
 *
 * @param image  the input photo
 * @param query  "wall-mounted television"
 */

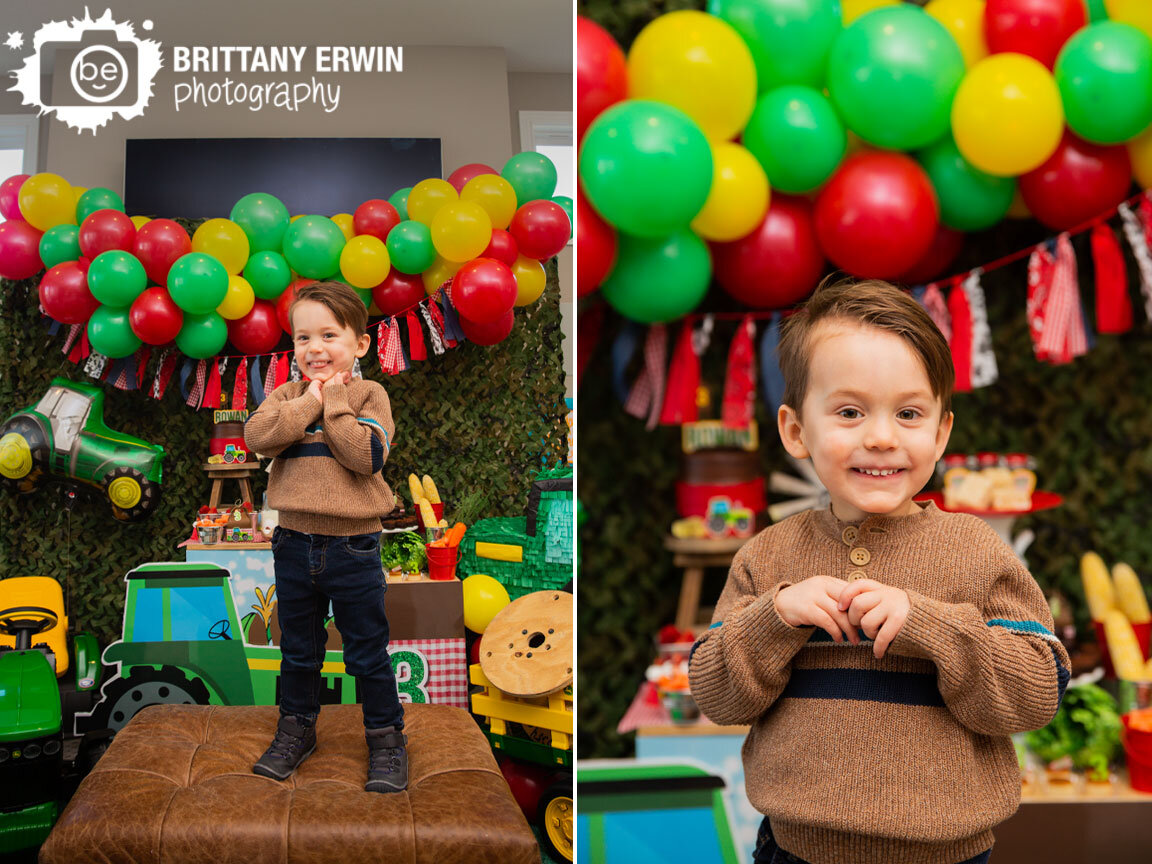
xmin=124 ymin=138 xmax=442 ymax=219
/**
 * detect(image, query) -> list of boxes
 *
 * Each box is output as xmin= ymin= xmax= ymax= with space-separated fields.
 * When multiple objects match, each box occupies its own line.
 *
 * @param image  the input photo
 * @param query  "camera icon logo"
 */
xmin=9 ymin=9 xmax=162 ymax=133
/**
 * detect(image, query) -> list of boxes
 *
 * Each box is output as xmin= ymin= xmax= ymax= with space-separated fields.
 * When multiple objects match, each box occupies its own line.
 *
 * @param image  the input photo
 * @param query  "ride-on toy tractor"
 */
xmin=0 ymin=577 xmax=106 ymax=854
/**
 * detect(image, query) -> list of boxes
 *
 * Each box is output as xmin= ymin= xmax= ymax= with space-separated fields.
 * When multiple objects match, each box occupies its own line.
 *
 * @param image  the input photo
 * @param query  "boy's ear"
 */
xmin=355 ymin=333 xmax=371 ymax=358
xmin=934 ymin=410 xmax=954 ymax=460
xmin=778 ymin=404 xmax=809 ymax=460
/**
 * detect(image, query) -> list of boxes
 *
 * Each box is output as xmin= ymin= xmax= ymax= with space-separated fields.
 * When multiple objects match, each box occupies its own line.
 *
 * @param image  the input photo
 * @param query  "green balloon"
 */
xmin=601 ymin=229 xmax=712 ymax=324
xmin=827 ymin=6 xmax=965 ymax=150
xmin=743 ymin=86 xmax=846 ymax=194
xmin=229 ymin=192 xmax=290 ymax=253
xmin=354 ymin=285 xmax=373 ymax=308
xmin=76 ymin=188 xmax=125 ymax=223
xmin=39 ymin=224 xmax=80 ymax=269
xmin=1084 ymin=0 xmax=1108 ymax=23
xmin=708 ymin=0 xmax=842 ymax=92
xmin=918 ymin=136 xmax=1015 ymax=232
xmin=552 ymin=195 xmax=574 ymax=238
xmin=385 ymin=220 xmax=436 ymax=274
xmin=88 ymin=250 xmax=147 ymax=307
xmin=578 ymin=100 xmax=713 ymax=239
xmin=244 ymin=250 xmax=292 ymax=299
xmin=175 ymin=311 xmax=228 ymax=359
xmin=87 ymin=305 xmax=141 ymax=359
xmin=389 ymin=187 xmax=412 ymax=221
xmin=167 ymin=252 xmax=229 ymax=314
xmin=282 ymin=215 xmax=345 ymax=279
xmin=1057 ymin=22 xmax=1152 ymax=145
xmin=502 ymin=152 xmax=558 ymax=205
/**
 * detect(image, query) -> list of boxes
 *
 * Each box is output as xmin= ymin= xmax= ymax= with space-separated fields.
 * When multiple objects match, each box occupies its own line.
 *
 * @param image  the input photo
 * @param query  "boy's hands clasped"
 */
xmin=307 ymin=371 xmax=352 ymax=403
xmin=777 ymin=576 xmax=910 ymax=658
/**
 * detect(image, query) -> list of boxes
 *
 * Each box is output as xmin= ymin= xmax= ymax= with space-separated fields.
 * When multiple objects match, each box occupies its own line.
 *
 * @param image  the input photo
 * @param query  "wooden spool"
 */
xmin=479 ymin=590 xmax=573 ymax=698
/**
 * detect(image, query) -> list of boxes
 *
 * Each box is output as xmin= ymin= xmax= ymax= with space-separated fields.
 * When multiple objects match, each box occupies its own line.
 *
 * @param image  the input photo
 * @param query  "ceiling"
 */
xmin=0 ymin=0 xmax=573 ymax=74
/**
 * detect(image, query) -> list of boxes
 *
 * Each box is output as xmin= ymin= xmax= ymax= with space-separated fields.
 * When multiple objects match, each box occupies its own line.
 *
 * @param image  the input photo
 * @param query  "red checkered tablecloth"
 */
xmin=390 ymin=638 xmax=468 ymax=709
xmin=617 ymin=681 xmax=718 ymax=734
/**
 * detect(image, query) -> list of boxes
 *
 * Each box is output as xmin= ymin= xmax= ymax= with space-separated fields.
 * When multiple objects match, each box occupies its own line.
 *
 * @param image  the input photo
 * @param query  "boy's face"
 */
xmin=777 ymin=320 xmax=953 ymax=523
xmin=291 ymin=299 xmax=370 ymax=383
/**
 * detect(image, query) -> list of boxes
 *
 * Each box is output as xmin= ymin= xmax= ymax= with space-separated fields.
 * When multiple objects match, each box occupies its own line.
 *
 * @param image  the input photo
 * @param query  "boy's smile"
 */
xmin=778 ymin=320 xmax=953 ymax=523
xmin=291 ymin=299 xmax=370 ymax=383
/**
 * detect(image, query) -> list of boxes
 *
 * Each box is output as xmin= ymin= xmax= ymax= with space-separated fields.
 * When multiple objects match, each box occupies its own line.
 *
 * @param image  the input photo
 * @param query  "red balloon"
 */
xmin=577 ymin=16 xmax=628 ymax=141
xmin=0 ymin=218 xmax=44 ymax=280
xmin=459 ymin=308 xmax=515 ymax=346
xmin=509 ymin=200 xmax=570 ymax=260
xmin=447 ymin=163 xmax=498 ymax=193
xmin=497 ymin=754 xmax=554 ymax=821
xmin=371 ymin=269 xmax=425 ymax=315
xmin=482 ymin=228 xmax=519 ymax=268
xmin=984 ymin=0 xmax=1085 ymax=70
xmin=39 ymin=261 xmax=99 ymax=324
xmin=133 ymin=218 xmax=191 ymax=284
xmin=277 ymin=278 xmax=313 ymax=334
xmin=452 ymin=258 xmax=517 ymax=324
xmin=576 ymin=188 xmax=616 ymax=298
xmin=1018 ymin=132 xmax=1132 ymax=230
xmin=353 ymin=199 xmax=401 ymax=241
xmin=79 ymin=209 xmax=136 ymax=259
xmin=468 ymin=634 xmax=482 ymax=666
xmin=129 ymin=286 xmax=184 ymax=345
xmin=229 ymin=299 xmax=283 ymax=355
xmin=814 ymin=153 xmax=939 ymax=279
xmin=0 ymin=174 xmax=29 ymax=221
xmin=898 ymin=226 xmax=965 ymax=285
xmin=712 ymin=195 xmax=824 ymax=308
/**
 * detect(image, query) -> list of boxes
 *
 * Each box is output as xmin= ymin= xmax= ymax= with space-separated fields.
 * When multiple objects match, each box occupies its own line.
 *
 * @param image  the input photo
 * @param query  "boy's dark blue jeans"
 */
xmin=753 ymin=817 xmax=992 ymax=864
xmin=271 ymin=526 xmax=404 ymax=730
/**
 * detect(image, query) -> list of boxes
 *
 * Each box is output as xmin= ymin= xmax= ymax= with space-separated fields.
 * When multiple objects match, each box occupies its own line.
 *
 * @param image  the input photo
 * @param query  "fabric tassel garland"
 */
xmin=759 ymin=313 xmax=786 ymax=417
xmin=919 ymin=282 xmax=952 ymax=344
xmin=1090 ymin=223 xmax=1133 ymax=334
xmin=250 ymin=356 xmax=267 ymax=405
xmin=610 ymin=321 xmax=641 ymax=406
xmin=232 ymin=357 xmax=248 ymax=409
xmin=263 ymin=353 xmax=277 ymax=395
xmin=107 ymin=358 xmax=129 ymax=390
xmin=947 ymin=278 xmax=973 ymax=393
xmin=961 ymin=270 xmax=998 ymax=388
xmin=151 ymin=349 xmax=177 ymax=399
xmin=83 ymin=351 xmax=107 ymax=381
xmin=135 ymin=348 xmax=150 ymax=389
xmin=288 ymin=355 xmax=301 ymax=382
xmin=419 ymin=304 xmax=445 ymax=355
xmin=659 ymin=319 xmax=700 ymax=425
xmin=1028 ymin=236 xmax=1089 ymax=364
xmin=721 ymin=315 xmax=756 ymax=428
xmin=405 ymin=310 xmax=427 ymax=362
xmin=185 ymin=359 xmax=208 ymax=408
xmin=1118 ymin=201 xmax=1152 ymax=323
xmin=68 ymin=329 xmax=91 ymax=365
xmin=380 ymin=318 xmax=406 ymax=375
xmin=428 ymin=297 xmax=455 ymax=349
xmin=1027 ymin=243 xmax=1056 ymax=359
xmin=274 ymin=352 xmax=290 ymax=388
xmin=439 ymin=294 xmax=466 ymax=344
xmin=201 ymin=359 xmax=225 ymax=409
xmin=624 ymin=324 xmax=668 ymax=430
xmin=62 ymin=324 xmax=81 ymax=356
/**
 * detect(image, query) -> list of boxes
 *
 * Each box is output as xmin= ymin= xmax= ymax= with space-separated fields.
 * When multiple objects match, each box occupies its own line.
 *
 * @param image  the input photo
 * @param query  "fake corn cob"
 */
xmin=408 ymin=473 xmax=424 ymax=504
xmin=422 ymin=474 xmax=441 ymax=505
xmin=1102 ymin=609 xmax=1147 ymax=681
xmin=1112 ymin=562 xmax=1151 ymax=623
xmin=1081 ymin=552 xmax=1116 ymax=621
xmin=417 ymin=497 xmax=437 ymax=529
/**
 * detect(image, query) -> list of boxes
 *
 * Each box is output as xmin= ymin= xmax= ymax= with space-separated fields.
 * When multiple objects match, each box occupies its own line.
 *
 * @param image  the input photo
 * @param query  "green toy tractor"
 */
xmin=0 ymin=377 xmax=164 ymax=521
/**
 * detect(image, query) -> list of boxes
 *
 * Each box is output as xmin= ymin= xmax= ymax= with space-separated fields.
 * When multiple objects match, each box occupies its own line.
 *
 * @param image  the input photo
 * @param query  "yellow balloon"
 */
xmin=925 ymin=0 xmax=987 ymax=69
xmin=192 ymin=218 xmax=251 ymax=275
xmin=511 ymin=255 xmax=547 ymax=307
xmin=461 ymin=574 xmax=510 ymax=634
xmin=18 ymin=172 xmax=75 ymax=231
xmin=339 ymin=235 xmax=391 ymax=288
xmin=460 ymin=174 xmax=518 ymax=229
xmin=332 ymin=212 xmax=355 ymax=242
xmin=1106 ymin=0 xmax=1152 ymax=41
xmin=842 ymin=0 xmax=899 ymax=25
xmin=691 ymin=142 xmax=770 ymax=242
xmin=408 ymin=178 xmax=458 ymax=226
xmin=1129 ymin=127 xmax=1152 ymax=190
xmin=216 ymin=274 xmax=256 ymax=320
xmin=130 ymin=215 xmax=151 ymax=230
xmin=627 ymin=10 xmax=756 ymax=142
xmin=431 ymin=200 xmax=493 ymax=263
xmin=290 ymin=214 xmax=305 ymax=223
xmin=71 ymin=186 xmax=88 ymax=208
xmin=951 ymin=53 xmax=1064 ymax=177
xmin=422 ymin=256 xmax=462 ymax=296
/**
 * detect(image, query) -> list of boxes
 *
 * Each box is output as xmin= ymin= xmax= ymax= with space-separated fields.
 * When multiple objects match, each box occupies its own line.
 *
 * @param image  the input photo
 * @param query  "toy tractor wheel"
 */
xmin=102 ymin=466 xmax=161 ymax=522
xmin=0 ymin=416 xmax=49 ymax=494
xmin=537 ymin=774 xmax=573 ymax=862
xmin=78 ymin=664 xmax=210 ymax=733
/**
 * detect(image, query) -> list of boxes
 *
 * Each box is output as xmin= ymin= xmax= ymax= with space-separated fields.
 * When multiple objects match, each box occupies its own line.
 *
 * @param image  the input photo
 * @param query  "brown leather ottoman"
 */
xmin=41 ymin=703 xmax=539 ymax=864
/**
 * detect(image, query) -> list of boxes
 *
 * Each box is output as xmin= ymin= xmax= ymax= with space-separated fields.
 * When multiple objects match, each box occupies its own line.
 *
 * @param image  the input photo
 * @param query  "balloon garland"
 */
xmin=0 ymin=152 xmax=571 ymax=375
xmin=578 ymin=1 xmax=1152 ymax=323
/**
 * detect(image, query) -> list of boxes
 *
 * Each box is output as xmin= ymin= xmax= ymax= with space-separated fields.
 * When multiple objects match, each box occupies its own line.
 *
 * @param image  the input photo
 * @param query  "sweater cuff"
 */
xmin=728 ymin=582 xmax=815 ymax=653
xmin=290 ymin=391 xmax=323 ymax=425
xmin=322 ymin=381 xmax=351 ymax=416
xmin=888 ymin=588 xmax=956 ymax=661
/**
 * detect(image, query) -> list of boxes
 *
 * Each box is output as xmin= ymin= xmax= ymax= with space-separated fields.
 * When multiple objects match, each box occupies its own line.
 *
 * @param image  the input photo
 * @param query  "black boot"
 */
xmin=253 ymin=715 xmax=316 ymax=780
xmin=365 ymin=726 xmax=408 ymax=793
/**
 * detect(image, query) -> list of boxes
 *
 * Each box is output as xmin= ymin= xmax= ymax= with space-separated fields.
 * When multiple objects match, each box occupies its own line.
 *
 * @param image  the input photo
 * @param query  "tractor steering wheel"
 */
xmin=0 ymin=606 xmax=59 ymax=649
xmin=208 ymin=618 xmax=232 ymax=640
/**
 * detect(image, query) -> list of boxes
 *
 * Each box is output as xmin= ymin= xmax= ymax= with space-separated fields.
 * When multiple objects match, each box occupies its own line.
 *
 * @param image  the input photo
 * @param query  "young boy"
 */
xmin=689 ymin=279 xmax=1070 ymax=864
xmin=244 ymin=280 xmax=407 ymax=793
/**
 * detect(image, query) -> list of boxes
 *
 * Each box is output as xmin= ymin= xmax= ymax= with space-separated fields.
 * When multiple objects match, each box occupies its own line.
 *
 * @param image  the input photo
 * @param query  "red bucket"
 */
xmin=416 ymin=502 xmax=445 ymax=533
xmin=1093 ymin=620 xmax=1152 ymax=678
xmin=426 ymin=544 xmax=459 ymax=581
xmin=1121 ymin=712 xmax=1152 ymax=794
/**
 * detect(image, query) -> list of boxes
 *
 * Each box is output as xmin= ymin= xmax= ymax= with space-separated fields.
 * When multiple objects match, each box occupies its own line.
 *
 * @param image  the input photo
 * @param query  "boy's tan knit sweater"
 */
xmin=244 ymin=378 xmax=395 ymax=535
xmin=689 ymin=502 xmax=1070 ymax=864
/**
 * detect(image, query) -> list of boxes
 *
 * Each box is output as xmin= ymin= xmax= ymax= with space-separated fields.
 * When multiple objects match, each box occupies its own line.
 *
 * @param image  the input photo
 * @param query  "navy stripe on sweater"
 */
xmin=1050 ymin=643 xmax=1070 ymax=708
xmin=369 ymin=434 xmax=383 ymax=473
xmin=280 ymin=442 xmax=334 ymax=460
xmin=781 ymin=667 xmax=946 ymax=707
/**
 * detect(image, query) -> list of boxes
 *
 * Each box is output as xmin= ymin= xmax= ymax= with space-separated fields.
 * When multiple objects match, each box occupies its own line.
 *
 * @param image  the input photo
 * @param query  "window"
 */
xmin=519 ymin=110 xmax=573 ymax=207
xmin=0 ymin=115 xmax=37 ymax=224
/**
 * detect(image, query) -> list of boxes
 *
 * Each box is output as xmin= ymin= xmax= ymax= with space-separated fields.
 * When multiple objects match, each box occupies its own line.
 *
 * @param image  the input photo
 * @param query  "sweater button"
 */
xmin=841 ymin=526 xmax=859 ymax=545
xmin=849 ymin=547 xmax=871 ymax=566
xmin=848 ymin=570 xmax=867 ymax=582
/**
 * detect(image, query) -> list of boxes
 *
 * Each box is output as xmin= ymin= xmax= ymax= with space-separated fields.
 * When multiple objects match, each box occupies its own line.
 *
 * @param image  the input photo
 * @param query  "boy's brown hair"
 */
xmin=778 ymin=277 xmax=954 ymax=416
xmin=289 ymin=281 xmax=369 ymax=338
